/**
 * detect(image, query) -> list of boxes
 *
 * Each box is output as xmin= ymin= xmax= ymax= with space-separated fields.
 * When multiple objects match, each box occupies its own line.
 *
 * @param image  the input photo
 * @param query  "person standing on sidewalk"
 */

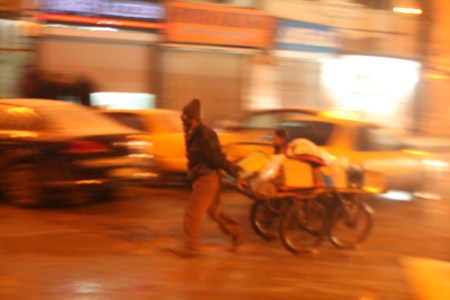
xmin=172 ymin=99 xmax=244 ymax=257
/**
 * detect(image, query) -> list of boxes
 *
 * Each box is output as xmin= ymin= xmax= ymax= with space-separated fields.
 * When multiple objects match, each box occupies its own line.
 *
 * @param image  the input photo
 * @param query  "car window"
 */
xmin=238 ymin=111 xmax=317 ymax=130
xmin=38 ymin=105 xmax=135 ymax=133
xmin=240 ymin=113 xmax=279 ymax=129
xmin=357 ymin=127 xmax=404 ymax=151
xmin=278 ymin=111 xmax=317 ymax=119
xmin=104 ymin=113 xmax=146 ymax=131
xmin=279 ymin=120 xmax=334 ymax=146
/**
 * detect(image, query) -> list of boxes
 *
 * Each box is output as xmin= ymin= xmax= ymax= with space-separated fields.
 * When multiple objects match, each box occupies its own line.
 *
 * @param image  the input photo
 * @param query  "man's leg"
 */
xmin=183 ymin=172 xmax=220 ymax=251
xmin=207 ymin=172 xmax=244 ymax=251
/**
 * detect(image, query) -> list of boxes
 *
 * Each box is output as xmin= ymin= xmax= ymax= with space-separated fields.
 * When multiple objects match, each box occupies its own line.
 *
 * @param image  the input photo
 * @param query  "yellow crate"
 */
xmin=237 ymin=151 xmax=270 ymax=173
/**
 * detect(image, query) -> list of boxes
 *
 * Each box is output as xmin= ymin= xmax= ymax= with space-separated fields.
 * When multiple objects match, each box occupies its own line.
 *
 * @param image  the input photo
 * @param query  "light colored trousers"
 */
xmin=184 ymin=171 xmax=240 ymax=249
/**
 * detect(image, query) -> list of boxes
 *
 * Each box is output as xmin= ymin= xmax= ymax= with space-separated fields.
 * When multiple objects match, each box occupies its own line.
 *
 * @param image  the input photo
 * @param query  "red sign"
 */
xmin=165 ymin=1 xmax=274 ymax=48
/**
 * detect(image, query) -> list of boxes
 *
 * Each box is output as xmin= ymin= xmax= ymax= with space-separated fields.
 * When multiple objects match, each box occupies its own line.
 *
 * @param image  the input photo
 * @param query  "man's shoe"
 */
xmin=229 ymin=228 xmax=244 ymax=252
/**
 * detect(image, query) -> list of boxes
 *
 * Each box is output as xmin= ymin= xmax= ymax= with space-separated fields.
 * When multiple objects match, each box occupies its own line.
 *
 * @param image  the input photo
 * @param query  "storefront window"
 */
xmin=321 ymin=55 xmax=420 ymax=130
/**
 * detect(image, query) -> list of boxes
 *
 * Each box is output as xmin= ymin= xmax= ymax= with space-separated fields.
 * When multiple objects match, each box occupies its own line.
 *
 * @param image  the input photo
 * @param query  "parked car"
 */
xmin=0 ymin=99 xmax=154 ymax=207
xmin=101 ymin=109 xmax=188 ymax=183
xmin=223 ymin=115 xmax=435 ymax=194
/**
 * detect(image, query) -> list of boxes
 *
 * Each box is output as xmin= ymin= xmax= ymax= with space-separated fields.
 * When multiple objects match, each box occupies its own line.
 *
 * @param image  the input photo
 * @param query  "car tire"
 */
xmin=3 ymin=163 xmax=45 ymax=208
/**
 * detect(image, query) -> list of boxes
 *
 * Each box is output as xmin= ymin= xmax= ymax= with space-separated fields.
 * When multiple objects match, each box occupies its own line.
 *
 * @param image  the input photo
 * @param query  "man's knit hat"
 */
xmin=182 ymin=98 xmax=201 ymax=120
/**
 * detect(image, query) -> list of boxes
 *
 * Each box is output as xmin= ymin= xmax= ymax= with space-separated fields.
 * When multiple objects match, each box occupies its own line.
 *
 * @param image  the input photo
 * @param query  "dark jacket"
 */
xmin=185 ymin=123 xmax=238 ymax=181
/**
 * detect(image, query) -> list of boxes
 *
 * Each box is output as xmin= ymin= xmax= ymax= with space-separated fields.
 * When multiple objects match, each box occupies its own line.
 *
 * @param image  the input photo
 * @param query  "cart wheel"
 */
xmin=250 ymin=199 xmax=285 ymax=241
xmin=279 ymin=199 xmax=327 ymax=254
xmin=327 ymin=202 xmax=373 ymax=249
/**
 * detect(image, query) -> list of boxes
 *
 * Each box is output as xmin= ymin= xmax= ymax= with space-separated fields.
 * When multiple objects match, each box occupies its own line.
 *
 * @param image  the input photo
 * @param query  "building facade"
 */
xmin=261 ymin=0 xmax=423 ymax=131
xmin=157 ymin=1 xmax=273 ymax=125
xmin=0 ymin=0 xmax=40 ymax=98
xmin=4 ymin=0 xmax=447 ymax=134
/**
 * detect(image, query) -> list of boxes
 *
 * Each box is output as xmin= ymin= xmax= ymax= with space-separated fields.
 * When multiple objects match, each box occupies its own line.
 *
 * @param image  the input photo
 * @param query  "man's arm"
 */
xmin=202 ymin=128 xmax=239 ymax=177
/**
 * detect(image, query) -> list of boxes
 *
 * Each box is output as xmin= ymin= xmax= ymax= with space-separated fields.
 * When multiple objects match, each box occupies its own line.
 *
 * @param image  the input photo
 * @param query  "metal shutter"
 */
xmin=38 ymin=36 xmax=153 ymax=93
xmin=158 ymin=48 xmax=245 ymax=126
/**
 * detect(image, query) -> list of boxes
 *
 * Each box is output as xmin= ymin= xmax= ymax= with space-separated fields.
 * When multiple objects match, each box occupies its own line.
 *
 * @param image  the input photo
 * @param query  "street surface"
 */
xmin=0 ymin=184 xmax=449 ymax=300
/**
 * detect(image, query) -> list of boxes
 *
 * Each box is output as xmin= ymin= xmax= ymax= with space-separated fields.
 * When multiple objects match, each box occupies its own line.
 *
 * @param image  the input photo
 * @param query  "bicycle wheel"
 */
xmin=327 ymin=202 xmax=373 ymax=249
xmin=279 ymin=200 xmax=327 ymax=254
xmin=250 ymin=199 xmax=285 ymax=241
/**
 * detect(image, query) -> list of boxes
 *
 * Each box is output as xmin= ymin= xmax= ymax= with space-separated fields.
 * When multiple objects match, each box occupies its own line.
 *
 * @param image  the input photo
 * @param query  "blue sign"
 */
xmin=41 ymin=0 xmax=165 ymax=20
xmin=275 ymin=20 xmax=338 ymax=53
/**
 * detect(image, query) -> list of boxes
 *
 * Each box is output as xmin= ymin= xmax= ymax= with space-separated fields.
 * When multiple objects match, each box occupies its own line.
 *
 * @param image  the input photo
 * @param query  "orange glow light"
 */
xmin=424 ymin=73 xmax=450 ymax=80
xmin=319 ymin=110 xmax=360 ymax=120
xmin=393 ymin=7 xmax=422 ymax=14
xmin=34 ymin=14 xmax=166 ymax=29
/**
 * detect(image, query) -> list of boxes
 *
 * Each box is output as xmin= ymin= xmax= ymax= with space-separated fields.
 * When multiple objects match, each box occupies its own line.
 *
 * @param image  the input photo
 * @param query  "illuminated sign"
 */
xmin=34 ymin=13 xmax=166 ymax=29
xmin=168 ymin=7 xmax=265 ymax=29
xmin=275 ymin=20 xmax=338 ymax=53
xmin=165 ymin=1 xmax=274 ymax=48
xmin=39 ymin=0 xmax=165 ymax=20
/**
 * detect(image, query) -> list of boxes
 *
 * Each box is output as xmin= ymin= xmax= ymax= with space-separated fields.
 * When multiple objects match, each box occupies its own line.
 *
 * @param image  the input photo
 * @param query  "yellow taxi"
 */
xmin=101 ymin=109 xmax=188 ymax=182
xmin=222 ymin=115 xmax=433 ymax=194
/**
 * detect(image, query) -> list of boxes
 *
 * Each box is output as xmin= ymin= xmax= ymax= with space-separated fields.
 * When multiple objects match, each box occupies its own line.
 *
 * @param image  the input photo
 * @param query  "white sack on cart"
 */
xmin=259 ymin=154 xmax=286 ymax=181
xmin=286 ymin=138 xmax=352 ymax=188
xmin=287 ymin=138 xmax=322 ymax=158
xmin=245 ymin=155 xmax=285 ymax=199
xmin=256 ymin=138 xmax=328 ymax=183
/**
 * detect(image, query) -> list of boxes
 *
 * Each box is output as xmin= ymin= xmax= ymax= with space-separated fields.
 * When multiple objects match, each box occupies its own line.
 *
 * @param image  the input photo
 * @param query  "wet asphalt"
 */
xmin=0 ymin=184 xmax=449 ymax=300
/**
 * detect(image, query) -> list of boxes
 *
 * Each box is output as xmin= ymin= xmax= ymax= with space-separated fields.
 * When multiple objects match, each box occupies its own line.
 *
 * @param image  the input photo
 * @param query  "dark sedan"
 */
xmin=0 ymin=99 xmax=154 ymax=207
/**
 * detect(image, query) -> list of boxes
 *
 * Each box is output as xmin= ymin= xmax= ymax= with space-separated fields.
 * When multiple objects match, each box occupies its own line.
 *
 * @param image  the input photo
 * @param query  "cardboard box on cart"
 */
xmin=282 ymin=158 xmax=354 ymax=189
xmin=238 ymin=152 xmax=328 ymax=191
xmin=236 ymin=152 xmax=317 ymax=197
xmin=281 ymin=159 xmax=317 ymax=188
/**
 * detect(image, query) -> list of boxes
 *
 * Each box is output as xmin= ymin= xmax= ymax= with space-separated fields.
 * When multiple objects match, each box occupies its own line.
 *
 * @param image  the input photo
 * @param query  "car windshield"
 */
xmin=278 ymin=120 xmax=334 ymax=146
xmin=104 ymin=113 xmax=146 ymax=131
xmin=357 ymin=126 xmax=405 ymax=151
xmin=38 ymin=105 xmax=135 ymax=134
xmin=149 ymin=111 xmax=183 ymax=133
xmin=237 ymin=111 xmax=319 ymax=130
xmin=103 ymin=110 xmax=183 ymax=134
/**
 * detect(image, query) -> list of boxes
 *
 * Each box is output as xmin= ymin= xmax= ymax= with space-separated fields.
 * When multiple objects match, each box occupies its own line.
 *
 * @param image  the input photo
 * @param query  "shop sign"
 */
xmin=40 ymin=0 xmax=165 ymax=20
xmin=165 ymin=1 xmax=274 ymax=48
xmin=275 ymin=20 xmax=338 ymax=53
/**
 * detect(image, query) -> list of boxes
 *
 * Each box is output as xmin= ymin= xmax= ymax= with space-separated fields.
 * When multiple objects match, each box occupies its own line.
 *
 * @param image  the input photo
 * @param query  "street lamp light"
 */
xmin=393 ymin=7 xmax=423 ymax=14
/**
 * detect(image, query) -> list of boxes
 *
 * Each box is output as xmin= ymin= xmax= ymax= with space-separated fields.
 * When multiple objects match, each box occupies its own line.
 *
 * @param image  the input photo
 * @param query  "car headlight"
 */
xmin=125 ymin=135 xmax=154 ymax=157
xmin=423 ymin=159 xmax=449 ymax=169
